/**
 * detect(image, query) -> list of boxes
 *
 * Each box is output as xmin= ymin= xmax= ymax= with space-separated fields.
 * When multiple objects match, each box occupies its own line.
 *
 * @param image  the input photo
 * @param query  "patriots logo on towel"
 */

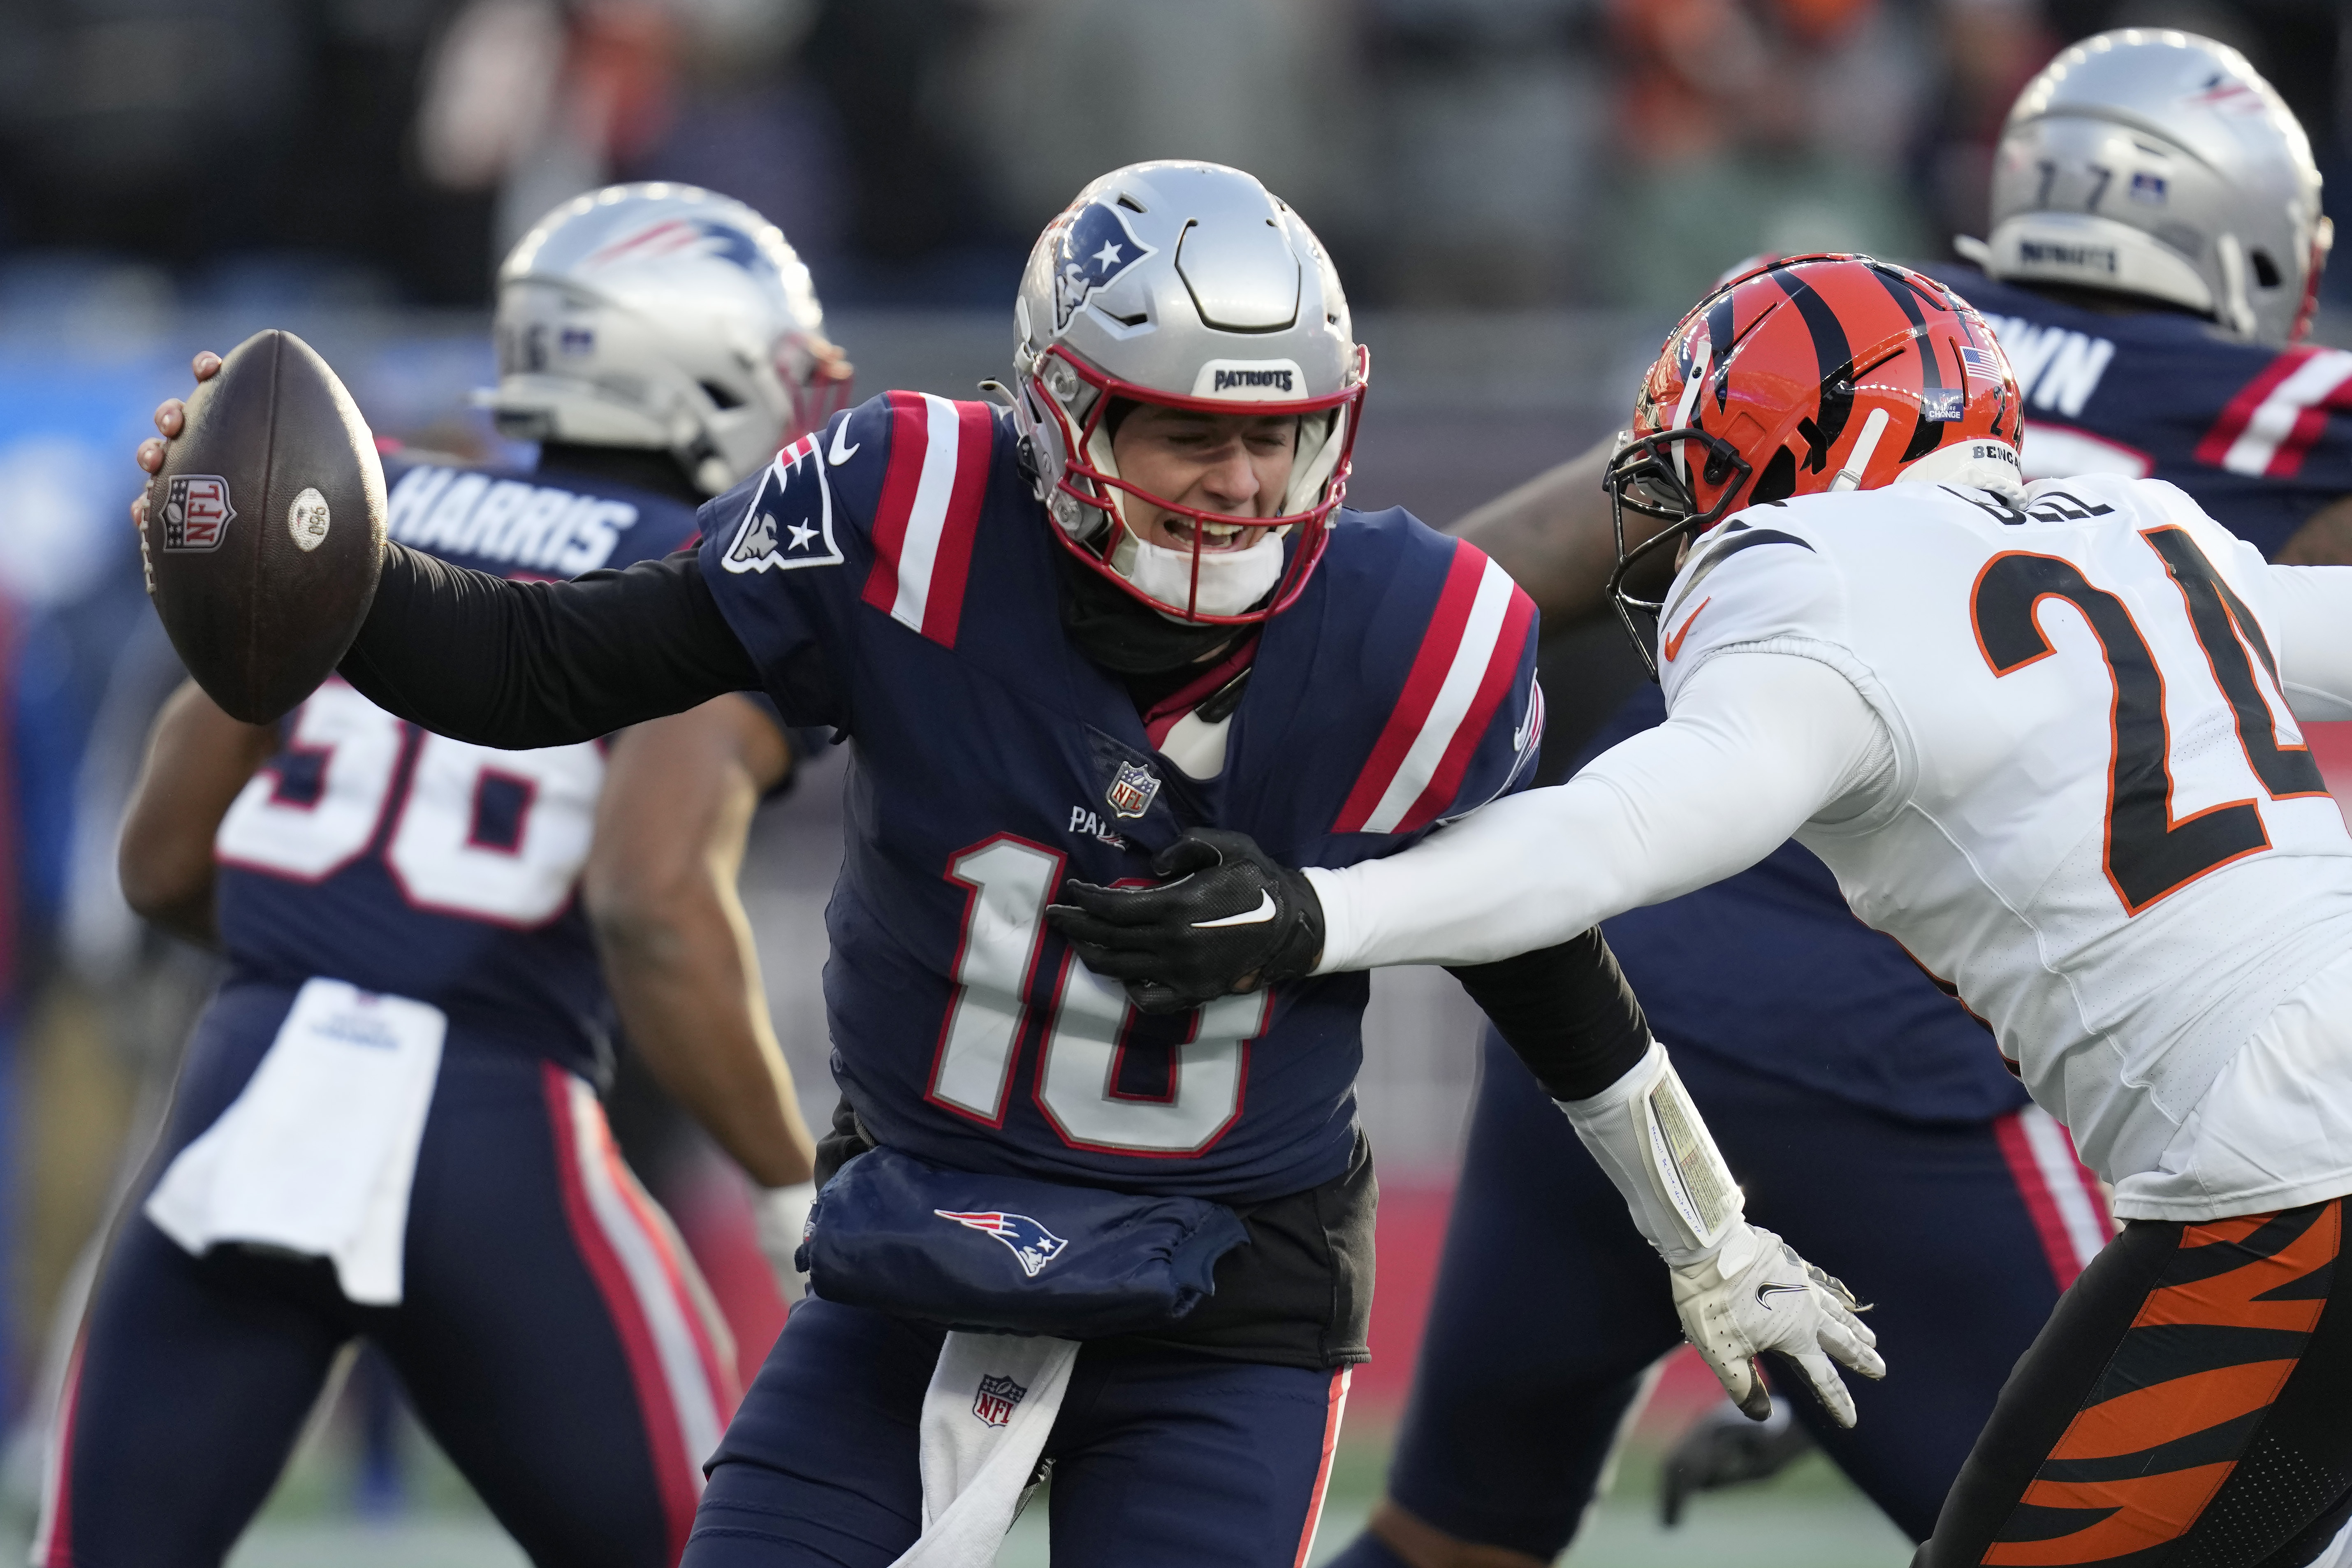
xmin=973 ymin=1373 xmax=1029 ymax=1428
xmin=1053 ymin=202 xmax=1155 ymax=333
xmin=935 ymin=1210 xmax=1069 ymax=1278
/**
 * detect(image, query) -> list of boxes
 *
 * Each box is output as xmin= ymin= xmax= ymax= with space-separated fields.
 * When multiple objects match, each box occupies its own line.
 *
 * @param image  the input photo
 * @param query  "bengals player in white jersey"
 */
xmin=1058 ymin=252 xmax=2352 ymax=1567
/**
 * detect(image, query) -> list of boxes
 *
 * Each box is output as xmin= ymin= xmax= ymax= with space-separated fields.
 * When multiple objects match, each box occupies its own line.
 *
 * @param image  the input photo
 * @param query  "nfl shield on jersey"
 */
xmin=1928 ymin=264 xmax=2352 ymax=555
xmin=212 ymin=460 xmax=706 ymax=1082
xmin=697 ymin=390 xmax=1541 ymax=1202
xmin=1658 ymin=474 xmax=2352 ymax=1215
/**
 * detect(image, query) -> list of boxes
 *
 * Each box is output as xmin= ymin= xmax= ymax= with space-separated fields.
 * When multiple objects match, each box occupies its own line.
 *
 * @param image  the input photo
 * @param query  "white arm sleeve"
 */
xmin=2262 ymin=563 xmax=2352 ymax=721
xmin=1307 ymin=651 xmax=1891 ymax=972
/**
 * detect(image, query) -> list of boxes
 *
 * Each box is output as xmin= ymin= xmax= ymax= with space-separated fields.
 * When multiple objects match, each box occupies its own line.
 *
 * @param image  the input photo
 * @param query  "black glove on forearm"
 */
xmin=1047 ymin=829 xmax=1324 ymax=1014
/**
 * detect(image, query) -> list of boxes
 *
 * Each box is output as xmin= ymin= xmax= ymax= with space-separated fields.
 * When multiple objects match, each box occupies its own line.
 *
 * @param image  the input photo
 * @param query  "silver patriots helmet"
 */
xmin=1010 ymin=161 xmax=1368 ymax=624
xmin=1974 ymin=29 xmax=2331 ymax=347
xmin=480 ymin=183 xmax=853 ymax=495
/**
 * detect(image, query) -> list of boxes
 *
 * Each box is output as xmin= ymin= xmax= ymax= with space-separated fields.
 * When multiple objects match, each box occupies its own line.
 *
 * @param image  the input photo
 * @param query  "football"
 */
xmin=141 ymin=329 xmax=386 ymax=725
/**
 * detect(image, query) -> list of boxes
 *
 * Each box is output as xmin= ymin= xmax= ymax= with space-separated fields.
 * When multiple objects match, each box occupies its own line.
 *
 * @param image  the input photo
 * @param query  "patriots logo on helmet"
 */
xmin=972 ymin=1373 xmax=1028 ymax=1428
xmin=1053 ymin=202 xmax=1156 ymax=333
xmin=587 ymin=216 xmax=769 ymax=276
xmin=934 ymin=1210 xmax=1070 ymax=1278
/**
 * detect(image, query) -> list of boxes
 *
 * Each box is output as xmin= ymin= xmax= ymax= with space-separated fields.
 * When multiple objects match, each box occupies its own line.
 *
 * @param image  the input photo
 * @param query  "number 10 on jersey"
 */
xmin=927 ymin=836 xmax=1270 ymax=1155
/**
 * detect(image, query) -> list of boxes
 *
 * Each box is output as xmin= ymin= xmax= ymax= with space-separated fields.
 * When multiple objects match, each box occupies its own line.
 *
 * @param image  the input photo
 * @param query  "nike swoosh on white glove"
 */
xmin=1671 ymin=1223 xmax=1883 ymax=1428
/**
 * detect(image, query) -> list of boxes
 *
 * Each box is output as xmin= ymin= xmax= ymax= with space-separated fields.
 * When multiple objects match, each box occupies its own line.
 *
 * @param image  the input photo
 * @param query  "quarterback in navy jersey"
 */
xmin=133 ymin=160 xmax=1876 ymax=1568
xmin=49 ymin=185 xmax=846 ymax=1568
xmin=1301 ymin=32 xmax=2352 ymax=1568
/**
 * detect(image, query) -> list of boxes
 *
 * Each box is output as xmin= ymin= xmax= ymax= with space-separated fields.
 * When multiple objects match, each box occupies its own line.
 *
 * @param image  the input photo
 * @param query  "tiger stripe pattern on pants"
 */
xmin=1923 ymin=1197 xmax=2352 ymax=1568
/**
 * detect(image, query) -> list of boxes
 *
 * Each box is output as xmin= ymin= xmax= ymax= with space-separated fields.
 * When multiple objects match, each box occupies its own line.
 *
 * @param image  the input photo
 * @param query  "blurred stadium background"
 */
xmin=0 ymin=0 xmax=2343 ymax=1562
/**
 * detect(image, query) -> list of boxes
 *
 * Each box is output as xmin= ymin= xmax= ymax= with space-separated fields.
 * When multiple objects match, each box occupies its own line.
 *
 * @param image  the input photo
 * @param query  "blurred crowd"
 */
xmin=0 ymin=0 xmax=2341 ymax=319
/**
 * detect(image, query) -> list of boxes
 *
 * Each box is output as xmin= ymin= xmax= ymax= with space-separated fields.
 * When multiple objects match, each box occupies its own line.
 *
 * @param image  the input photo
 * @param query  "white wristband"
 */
xmin=1556 ymin=1040 xmax=1744 ymax=1266
xmin=1301 ymin=866 xmax=1353 ymax=975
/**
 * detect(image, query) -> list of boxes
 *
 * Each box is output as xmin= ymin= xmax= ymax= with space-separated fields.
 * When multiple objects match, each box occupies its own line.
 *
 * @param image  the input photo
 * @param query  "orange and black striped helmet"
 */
xmin=1604 ymin=254 xmax=2026 ymax=676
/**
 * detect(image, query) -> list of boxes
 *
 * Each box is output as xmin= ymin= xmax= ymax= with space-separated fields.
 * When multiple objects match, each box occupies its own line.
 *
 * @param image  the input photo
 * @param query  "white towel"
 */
xmin=145 ymin=978 xmax=447 ymax=1305
xmin=890 ymin=1332 xmax=1080 ymax=1568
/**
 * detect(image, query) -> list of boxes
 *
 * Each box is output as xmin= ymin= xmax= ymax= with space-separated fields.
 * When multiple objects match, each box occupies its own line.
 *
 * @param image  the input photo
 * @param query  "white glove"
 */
xmin=751 ymin=1180 xmax=816 ymax=1305
xmin=1671 ymin=1221 xmax=1882 ymax=1427
xmin=1557 ymin=1041 xmax=1884 ymax=1427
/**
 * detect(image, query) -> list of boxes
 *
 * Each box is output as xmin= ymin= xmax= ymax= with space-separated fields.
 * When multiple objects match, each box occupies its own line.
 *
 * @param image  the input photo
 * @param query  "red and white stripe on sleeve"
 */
xmin=1993 ymin=1102 xmax=2113 ymax=1290
xmin=1333 ymin=540 xmax=1537 ymax=836
xmin=2195 ymin=346 xmax=2352 ymax=479
xmin=860 ymin=391 xmax=997 ymax=647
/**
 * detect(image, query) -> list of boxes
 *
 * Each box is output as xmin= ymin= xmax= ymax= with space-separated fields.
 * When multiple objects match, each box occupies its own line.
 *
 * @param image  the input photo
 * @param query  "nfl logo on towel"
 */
xmin=1106 ymin=760 xmax=1161 ymax=820
xmin=973 ymin=1373 xmax=1028 ymax=1428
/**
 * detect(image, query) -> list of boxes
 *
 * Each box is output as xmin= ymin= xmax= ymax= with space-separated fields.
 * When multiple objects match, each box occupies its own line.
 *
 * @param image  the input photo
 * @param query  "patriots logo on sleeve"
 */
xmin=1053 ymin=202 xmax=1156 ymax=333
xmin=723 ymin=433 xmax=845 ymax=574
xmin=935 ymin=1209 xmax=1070 ymax=1278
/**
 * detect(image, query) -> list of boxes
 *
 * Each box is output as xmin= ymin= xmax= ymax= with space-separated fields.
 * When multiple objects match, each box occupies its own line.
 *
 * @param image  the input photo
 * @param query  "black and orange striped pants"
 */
xmin=1919 ymin=1196 xmax=2352 ymax=1567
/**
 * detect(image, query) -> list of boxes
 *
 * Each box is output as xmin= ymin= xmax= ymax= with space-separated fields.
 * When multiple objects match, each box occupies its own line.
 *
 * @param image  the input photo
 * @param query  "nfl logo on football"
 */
xmin=1106 ymin=760 xmax=1161 ymax=820
xmin=972 ymin=1373 xmax=1028 ymax=1429
xmin=162 ymin=475 xmax=236 ymax=552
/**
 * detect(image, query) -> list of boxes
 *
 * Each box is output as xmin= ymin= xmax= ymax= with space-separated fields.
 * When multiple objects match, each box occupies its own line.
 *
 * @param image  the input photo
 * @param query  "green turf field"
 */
xmin=46 ymin=1414 xmax=1907 ymax=1567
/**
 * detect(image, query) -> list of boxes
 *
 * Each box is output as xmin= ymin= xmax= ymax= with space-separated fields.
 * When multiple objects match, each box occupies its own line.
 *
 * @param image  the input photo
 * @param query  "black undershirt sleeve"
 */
xmin=336 ymin=542 xmax=763 ymax=748
xmin=1446 ymin=928 xmax=1653 ymax=1102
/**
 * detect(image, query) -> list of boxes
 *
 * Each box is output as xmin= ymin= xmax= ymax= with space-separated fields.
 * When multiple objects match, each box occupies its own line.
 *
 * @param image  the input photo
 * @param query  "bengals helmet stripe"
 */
xmin=1602 ymin=253 xmax=2026 ymax=679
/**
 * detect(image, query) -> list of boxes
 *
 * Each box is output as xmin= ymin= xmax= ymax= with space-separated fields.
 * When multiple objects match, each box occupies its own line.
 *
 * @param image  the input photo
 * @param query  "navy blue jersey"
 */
xmin=1923 ymin=263 xmax=2352 ymax=557
xmin=699 ymin=392 xmax=1543 ymax=1202
xmin=211 ymin=459 xmax=706 ymax=1079
xmin=1583 ymin=273 xmax=2352 ymax=1123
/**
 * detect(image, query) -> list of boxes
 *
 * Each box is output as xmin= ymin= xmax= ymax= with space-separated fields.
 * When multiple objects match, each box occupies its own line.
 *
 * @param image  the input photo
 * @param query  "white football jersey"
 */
xmin=1658 ymin=474 xmax=2352 ymax=1217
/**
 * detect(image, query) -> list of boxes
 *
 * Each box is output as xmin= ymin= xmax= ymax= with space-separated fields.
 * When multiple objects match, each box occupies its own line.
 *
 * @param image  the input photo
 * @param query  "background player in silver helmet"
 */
xmin=1286 ymin=30 xmax=2352 ymax=1568
xmin=131 ymin=158 xmax=1872 ymax=1568
xmin=38 ymin=184 xmax=846 ymax=1568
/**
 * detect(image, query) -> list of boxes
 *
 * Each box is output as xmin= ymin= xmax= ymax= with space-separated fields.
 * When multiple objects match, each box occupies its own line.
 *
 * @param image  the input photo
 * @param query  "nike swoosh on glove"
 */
xmin=1046 ymin=829 xmax=1323 ymax=1014
xmin=1673 ymin=1223 xmax=1883 ymax=1428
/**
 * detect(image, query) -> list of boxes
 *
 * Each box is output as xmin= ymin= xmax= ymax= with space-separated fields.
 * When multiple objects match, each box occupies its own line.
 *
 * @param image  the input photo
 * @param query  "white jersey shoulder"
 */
xmin=1662 ymin=475 xmax=2352 ymax=1221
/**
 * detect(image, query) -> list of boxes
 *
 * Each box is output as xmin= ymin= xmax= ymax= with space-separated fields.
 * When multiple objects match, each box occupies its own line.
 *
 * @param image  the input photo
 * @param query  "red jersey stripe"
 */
xmin=2195 ymin=347 xmax=2317 ymax=469
xmin=1332 ymin=540 xmax=1488 ymax=833
xmin=918 ymin=400 xmax=998 ymax=646
xmin=2270 ymin=367 xmax=2352 ymax=479
xmin=1392 ymin=584 xmax=1537 ymax=834
xmin=860 ymin=391 xmax=935 ymax=618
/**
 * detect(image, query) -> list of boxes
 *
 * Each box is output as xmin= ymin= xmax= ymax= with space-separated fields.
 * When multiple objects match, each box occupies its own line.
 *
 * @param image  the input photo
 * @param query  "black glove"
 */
xmin=1046 ymin=829 xmax=1324 ymax=1014
xmin=1657 ymin=1394 xmax=1813 ymax=1526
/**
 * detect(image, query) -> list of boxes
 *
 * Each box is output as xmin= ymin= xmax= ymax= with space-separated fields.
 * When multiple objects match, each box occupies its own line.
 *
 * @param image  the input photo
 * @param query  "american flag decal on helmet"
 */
xmin=1959 ymin=344 xmax=2007 ymax=378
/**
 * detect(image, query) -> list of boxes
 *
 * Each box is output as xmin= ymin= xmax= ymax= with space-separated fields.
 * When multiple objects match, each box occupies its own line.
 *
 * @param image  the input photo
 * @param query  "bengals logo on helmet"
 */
xmin=1603 ymin=253 xmax=2025 ymax=678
